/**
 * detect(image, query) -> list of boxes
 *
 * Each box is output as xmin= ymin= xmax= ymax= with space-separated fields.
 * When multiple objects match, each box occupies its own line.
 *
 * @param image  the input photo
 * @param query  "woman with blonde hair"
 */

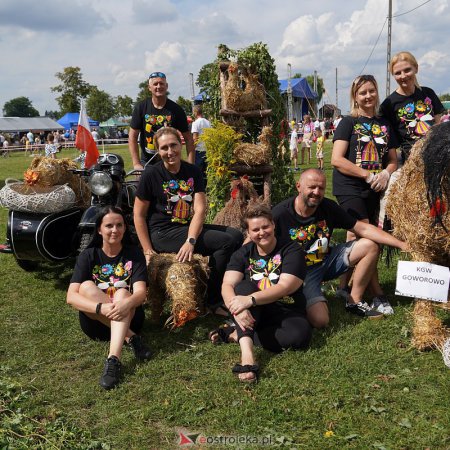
xmin=300 ymin=114 xmax=314 ymax=164
xmin=331 ymin=74 xmax=398 ymax=315
xmin=380 ymin=51 xmax=444 ymax=163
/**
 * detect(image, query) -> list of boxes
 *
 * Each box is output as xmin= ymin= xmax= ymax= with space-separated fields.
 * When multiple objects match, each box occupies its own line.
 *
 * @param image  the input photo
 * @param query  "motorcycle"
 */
xmin=0 ymin=153 xmax=142 ymax=270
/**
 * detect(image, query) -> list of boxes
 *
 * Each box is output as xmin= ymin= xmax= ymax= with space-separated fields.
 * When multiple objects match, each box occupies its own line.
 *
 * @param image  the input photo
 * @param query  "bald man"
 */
xmin=272 ymin=168 xmax=407 ymax=328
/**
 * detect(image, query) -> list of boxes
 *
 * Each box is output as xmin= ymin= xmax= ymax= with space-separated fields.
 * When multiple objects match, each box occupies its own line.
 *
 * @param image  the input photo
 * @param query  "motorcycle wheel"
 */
xmin=15 ymin=258 xmax=39 ymax=271
xmin=78 ymin=233 xmax=92 ymax=253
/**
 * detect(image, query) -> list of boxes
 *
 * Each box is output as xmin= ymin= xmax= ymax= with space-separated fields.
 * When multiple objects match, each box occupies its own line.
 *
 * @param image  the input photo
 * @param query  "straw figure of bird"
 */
xmin=147 ymin=253 xmax=210 ymax=328
xmin=386 ymin=121 xmax=450 ymax=355
xmin=223 ymin=63 xmax=266 ymax=112
xmin=213 ymin=176 xmax=268 ymax=232
xmin=233 ymin=125 xmax=272 ymax=166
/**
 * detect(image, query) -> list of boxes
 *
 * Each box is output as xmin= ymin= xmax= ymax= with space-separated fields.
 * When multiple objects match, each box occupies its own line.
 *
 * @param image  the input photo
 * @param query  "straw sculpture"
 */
xmin=386 ymin=122 xmax=450 ymax=352
xmin=233 ymin=126 xmax=272 ymax=166
xmin=213 ymin=176 xmax=268 ymax=232
xmin=28 ymin=156 xmax=90 ymax=207
xmin=223 ymin=63 xmax=266 ymax=112
xmin=147 ymin=253 xmax=210 ymax=328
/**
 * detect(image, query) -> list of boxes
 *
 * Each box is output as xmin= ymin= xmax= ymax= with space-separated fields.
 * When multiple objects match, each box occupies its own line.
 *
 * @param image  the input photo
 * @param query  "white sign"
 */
xmin=396 ymin=261 xmax=449 ymax=303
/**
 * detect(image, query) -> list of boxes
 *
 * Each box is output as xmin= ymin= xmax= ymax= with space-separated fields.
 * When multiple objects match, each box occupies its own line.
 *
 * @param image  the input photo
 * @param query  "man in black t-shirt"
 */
xmin=272 ymin=169 xmax=407 ymax=327
xmin=129 ymin=71 xmax=195 ymax=169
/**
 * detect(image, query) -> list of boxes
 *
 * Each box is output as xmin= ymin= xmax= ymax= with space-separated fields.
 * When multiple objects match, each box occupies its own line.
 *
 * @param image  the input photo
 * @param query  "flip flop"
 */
xmin=208 ymin=324 xmax=236 ymax=344
xmin=231 ymin=363 xmax=259 ymax=383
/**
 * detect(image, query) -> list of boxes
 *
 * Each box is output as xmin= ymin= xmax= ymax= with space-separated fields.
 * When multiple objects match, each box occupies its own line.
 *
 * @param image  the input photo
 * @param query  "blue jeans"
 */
xmin=303 ymin=241 xmax=356 ymax=308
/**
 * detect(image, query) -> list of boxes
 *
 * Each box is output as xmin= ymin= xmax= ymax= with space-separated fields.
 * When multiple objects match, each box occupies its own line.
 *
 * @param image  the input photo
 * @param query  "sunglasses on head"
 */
xmin=149 ymin=72 xmax=166 ymax=79
xmin=353 ymin=74 xmax=375 ymax=85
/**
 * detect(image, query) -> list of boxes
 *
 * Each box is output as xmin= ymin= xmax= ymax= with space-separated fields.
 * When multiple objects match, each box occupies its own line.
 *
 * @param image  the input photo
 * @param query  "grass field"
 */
xmin=0 ymin=144 xmax=449 ymax=449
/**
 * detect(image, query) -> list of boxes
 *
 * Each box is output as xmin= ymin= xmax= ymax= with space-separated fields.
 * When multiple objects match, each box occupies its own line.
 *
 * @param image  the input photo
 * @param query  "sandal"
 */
xmin=231 ymin=363 xmax=260 ymax=383
xmin=208 ymin=324 xmax=236 ymax=344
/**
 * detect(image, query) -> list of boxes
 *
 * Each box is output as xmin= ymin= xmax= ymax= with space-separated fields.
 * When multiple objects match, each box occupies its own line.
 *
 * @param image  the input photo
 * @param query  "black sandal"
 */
xmin=208 ymin=324 xmax=236 ymax=344
xmin=231 ymin=363 xmax=260 ymax=383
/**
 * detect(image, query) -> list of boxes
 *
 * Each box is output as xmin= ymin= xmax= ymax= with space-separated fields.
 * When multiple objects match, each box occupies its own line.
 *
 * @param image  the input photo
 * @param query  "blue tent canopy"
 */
xmin=194 ymin=91 xmax=209 ymax=102
xmin=57 ymin=112 xmax=99 ymax=130
xmin=278 ymin=78 xmax=317 ymax=99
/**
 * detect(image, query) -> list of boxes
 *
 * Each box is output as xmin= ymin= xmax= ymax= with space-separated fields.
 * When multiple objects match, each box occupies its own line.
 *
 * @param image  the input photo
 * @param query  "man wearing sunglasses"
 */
xmin=129 ymin=72 xmax=194 ymax=169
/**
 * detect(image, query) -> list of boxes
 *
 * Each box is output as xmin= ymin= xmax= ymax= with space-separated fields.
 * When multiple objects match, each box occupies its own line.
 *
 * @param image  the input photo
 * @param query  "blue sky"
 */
xmin=0 ymin=0 xmax=448 ymax=115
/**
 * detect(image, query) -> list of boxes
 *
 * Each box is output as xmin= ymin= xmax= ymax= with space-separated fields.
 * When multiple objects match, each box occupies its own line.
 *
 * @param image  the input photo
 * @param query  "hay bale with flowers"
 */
xmin=147 ymin=253 xmax=209 ymax=328
xmin=386 ymin=122 xmax=450 ymax=352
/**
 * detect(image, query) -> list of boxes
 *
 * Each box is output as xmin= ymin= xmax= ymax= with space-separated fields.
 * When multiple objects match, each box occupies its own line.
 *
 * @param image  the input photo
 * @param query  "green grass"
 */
xmin=0 ymin=145 xmax=449 ymax=449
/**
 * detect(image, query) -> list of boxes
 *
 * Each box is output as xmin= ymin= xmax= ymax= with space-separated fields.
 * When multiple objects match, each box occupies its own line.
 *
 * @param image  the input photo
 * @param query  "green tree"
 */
xmin=114 ymin=95 xmax=133 ymax=117
xmin=176 ymin=96 xmax=193 ymax=115
xmin=136 ymin=80 xmax=151 ymax=103
xmin=86 ymin=87 xmax=115 ymax=122
xmin=197 ymin=62 xmax=221 ymax=121
xmin=3 ymin=96 xmax=39 ymax=117
xmin=439 ymin=93 xmax=450 ymax=102
xmin=44 ymin=110 xmax=60 ymax=120
xmin=51 ymin=67 xmax=92 ymax=115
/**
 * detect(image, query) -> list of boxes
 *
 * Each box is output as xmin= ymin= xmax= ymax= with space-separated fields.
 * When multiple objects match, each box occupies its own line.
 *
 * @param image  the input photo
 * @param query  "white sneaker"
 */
xmin=371 ymin=296 xmax=394 ymax=315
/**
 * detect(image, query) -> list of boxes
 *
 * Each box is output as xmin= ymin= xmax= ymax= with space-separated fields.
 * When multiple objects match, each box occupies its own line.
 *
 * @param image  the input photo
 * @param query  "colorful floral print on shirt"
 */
xmin=92 ymin=260 xmax=133 ymax=300
xmin=397 ymin=98 xmax=434 ymax=139
xmin=248 ymin=254 xmax=282 ymax=290
xmin=163 ymin=178 xmax=195 ymax=224
xmin=144 ymin=114 xmax=172 ymax=151
xmin=354 ymin=121 xmax=389 ymax=173
xmin=289 ymin=221 xmax=330 ymax=266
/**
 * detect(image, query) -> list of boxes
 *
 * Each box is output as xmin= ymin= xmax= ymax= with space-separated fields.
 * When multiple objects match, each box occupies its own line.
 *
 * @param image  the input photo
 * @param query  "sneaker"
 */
xmin=336 ymin=287 xmax=350 ymax=302
xmin=371 ymin=296 xmax=394 ymax=315
xmin=99 ymin=356 xmax=121 ymax=390
xmin=345 ymin=301 xmax=384 ymax=319
xmin=128 ymin=335 xmax=152 ymax=361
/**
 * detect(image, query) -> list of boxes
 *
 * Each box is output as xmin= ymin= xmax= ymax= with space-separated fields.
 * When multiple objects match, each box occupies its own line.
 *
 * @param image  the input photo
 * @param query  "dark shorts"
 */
xmin=78 ymin=305 xmax=145 ymax=341
xmin=336 ymin=193 xmax=380 ymax=225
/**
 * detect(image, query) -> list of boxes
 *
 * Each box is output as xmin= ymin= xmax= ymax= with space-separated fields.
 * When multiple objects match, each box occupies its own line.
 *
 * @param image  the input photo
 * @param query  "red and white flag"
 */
xmin=75 ymin=101 xmax=99 ymax=169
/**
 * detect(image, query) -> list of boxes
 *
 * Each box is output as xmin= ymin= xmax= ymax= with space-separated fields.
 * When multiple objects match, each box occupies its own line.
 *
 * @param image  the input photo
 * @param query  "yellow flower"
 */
xmin=324 ymin=431 xmax=334 ymax=438
xmin=209 ymin=203 xmax=215 ymax=208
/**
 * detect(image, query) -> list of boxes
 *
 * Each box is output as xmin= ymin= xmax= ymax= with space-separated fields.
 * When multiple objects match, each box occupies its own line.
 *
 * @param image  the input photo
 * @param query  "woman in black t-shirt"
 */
xmin=213 ymin=205 xmax=312 ymax=382
xmin=67 ymin=206 xmax=151 ymax=390
xmin=380 ymin=51 xmax=444 ymax=163
xmin=134 ymin=127 xmax=243 ymax=314
xmin=331 ymin=75 xmax=398 ymax=315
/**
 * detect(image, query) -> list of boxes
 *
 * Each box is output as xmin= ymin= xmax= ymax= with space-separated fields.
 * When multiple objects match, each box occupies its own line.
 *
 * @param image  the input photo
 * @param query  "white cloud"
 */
xmin=131 ymin=0 xmax=178 ymax=24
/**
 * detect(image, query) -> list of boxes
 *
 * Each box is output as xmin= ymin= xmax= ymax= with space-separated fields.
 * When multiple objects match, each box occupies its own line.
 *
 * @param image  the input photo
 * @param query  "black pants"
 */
xmin=79 ymin=306 xmax=145 ymax=342
xmin=151 ymin=224 xmax=243 ymax=306
xmin=232 ymin=281 xmax=312 ymax=353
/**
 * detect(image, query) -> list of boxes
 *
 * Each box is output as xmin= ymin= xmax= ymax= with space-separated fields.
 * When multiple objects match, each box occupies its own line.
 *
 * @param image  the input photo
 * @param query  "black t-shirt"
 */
xmin=130 ymin=98 xmax=189 ymax=162
xmin=272 ymin=196 xmax=357 ymax=267
xmin=380 ymin=86 xmax=444 ymax=158
xmin=70 ymin=245 xmax=147 ymax=300
xmin=332 ymin=115 xmax=398 ymax=196
xmin=226 ymin=240 xmax=307 ymax=311
xmin=136 ymin=160 xmax=205 ymax=231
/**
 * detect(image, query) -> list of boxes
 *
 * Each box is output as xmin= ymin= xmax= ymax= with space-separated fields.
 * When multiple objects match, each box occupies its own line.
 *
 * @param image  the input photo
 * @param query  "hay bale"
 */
xmin=386 ymin=139 xmax=450 ymax=266
xmin=411 ymin=300 xmax=449 ymax=351
xmin=147 ymin=253 xmax=209 ymax=328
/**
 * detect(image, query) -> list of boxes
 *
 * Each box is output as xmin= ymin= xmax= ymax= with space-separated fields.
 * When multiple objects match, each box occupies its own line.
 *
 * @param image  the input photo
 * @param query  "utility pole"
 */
xmin=287 ymin=63 xmax=294 ymax=122
xmin=313 ymin=70 xmax=318 ymax=118
xmin=386 ymin=0 xmax=393 ymax=97
xmin=335 ymin=67 xmax=338 ymax=112
xmin=189 ymin=73 xmax=195 ymax=110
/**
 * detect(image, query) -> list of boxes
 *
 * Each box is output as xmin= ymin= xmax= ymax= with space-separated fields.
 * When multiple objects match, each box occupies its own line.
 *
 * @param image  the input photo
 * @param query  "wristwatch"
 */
xmin=186 ymin=237 xmax=196 ymax=245
xmin=250 ymin=295 xmax=257 ymax=307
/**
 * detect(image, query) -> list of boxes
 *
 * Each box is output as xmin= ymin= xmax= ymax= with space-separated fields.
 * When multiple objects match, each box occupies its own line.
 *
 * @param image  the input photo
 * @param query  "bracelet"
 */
xmin=250 ymin=295 xmax=257 ymax=307
xmin=96 ymin=303 xmax=102 ymax=315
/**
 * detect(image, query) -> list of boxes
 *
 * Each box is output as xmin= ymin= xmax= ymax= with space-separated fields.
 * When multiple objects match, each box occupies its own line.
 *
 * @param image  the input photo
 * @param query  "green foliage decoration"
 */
xmin=201 ymin=122 xmax=242 ymax=222
xmin=197 ymin=42 xmax=295 ymax=217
